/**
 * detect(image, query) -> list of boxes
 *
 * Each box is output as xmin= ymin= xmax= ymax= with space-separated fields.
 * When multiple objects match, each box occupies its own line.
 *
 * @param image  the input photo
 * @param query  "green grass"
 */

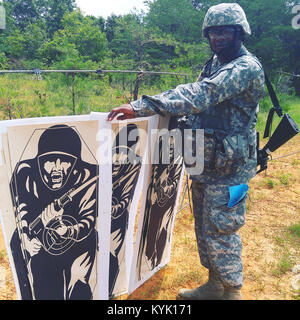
xmin=273 ymin=253 xmax=294 ymax=277
xmin=287 ymin=98 xmax=300 ymax=126
xmin=0 ymin=73 xmax=181 ymax=119
xmin=288 ymin=222 xmax=300 ymax=240
xmin=0 ymin=74 xmax=131 ymax=119
xmin=256 ymin=96 xmax=300 ymax=138
xmin=272 ymin=222 xmax=300 ymax=278
xmin=0 ymin=249 xmax=7 ymax=261
xmin=265 ymin=177 xmax=276 ymax=188
xmin=279 ymin=174 xmax=291 ymax=186
xmin=0 ymin=74 xmax=300 ymax=127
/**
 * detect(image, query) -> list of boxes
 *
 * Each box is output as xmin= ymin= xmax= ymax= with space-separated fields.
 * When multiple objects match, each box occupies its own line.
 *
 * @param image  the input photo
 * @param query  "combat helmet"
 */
xmin=202 ymin=3 xmax=251 ymax=38
xmin=38 ymin=125 xmax=82 ymax=158
xmin=37 ymin=125 xmax=82 ymax=190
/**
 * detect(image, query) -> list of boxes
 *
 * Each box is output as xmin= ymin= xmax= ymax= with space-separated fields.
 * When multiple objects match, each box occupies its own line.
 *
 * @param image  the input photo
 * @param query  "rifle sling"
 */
xmin=263 ymin=73 xmax=283 ymax=139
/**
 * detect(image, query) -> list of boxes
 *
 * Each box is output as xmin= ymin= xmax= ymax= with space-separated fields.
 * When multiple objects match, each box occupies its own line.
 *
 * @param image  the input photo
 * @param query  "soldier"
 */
xmin=107 ymin=3 xmax=265 ymax=300
xmin=10 ymin=125 xmax=98 ymax=299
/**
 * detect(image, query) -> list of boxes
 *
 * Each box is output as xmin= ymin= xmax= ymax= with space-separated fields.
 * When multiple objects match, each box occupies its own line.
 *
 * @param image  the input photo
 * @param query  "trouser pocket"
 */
xmin=209 ymin=188 xmax=247 ymax=235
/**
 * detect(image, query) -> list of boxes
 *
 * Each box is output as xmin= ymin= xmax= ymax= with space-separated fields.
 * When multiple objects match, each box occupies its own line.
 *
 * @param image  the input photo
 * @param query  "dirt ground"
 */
xmin=128 ymin=134 xmax=300 ymax=301
xmin=0 ymin=135 xmax=299 ymax=301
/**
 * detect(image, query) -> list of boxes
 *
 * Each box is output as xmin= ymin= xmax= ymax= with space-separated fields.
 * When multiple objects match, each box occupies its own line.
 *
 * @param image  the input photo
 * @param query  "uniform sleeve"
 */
xmin=131 ymin=57 xmax=265 ymax=118
xmin=10 ymin=165 xmax=37 ymax=239
xmin=73 ymin=181 xmax=97 ymax=241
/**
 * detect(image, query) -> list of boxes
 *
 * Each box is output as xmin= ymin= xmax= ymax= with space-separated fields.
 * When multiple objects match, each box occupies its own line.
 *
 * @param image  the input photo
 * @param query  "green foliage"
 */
xmin=174 ymin=42 xmax=210 ymax=74
xmin=108 ymin=13 xmax=179 ymax=71
xmin=0 ymin=0 xmax=299 ymax=95
xmin=0 ymin=52 xmax=8 ymax=68
xmin=3 ymin=0 xmax=76 ymax=34
xmin=40 ymin=10 xmax=108 ymax=66
xmin=273 ymin=252 xmax=294 ymax=277
xmin=279 ymin=174 xmax=291 ymax=186
xmin=0 ymin=0 xmax=299 ymax=120
xmin=288 ymin=222 xmax=300 ymax=240
xmin=144 ymin=0 xmax=205 ymax=43
xmin=59 ymin=10 xmax=108 ymax=62
xmin=265 ymin=177 xmax=275 ymax=189
xmin=4 ymin=27 xmax=25 ymax=58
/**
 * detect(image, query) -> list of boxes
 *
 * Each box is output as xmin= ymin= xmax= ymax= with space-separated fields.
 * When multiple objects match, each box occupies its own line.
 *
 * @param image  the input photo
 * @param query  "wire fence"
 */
xmin=278 ymin=70 xmax=300 ymax=78
xmin=0 ymin=68 xmax=194 ymax=115
xmin=0 ymin=68 xmax=194 ymax=119
xmin=0 ymin=68 xmax=195 ymax=214
xmin=0 ymin=68 xmax=192 ymax=76
xmin=0 ymin=68 xmax=298 ymax=163
xmin=271 ymin=150 xmax=300 ymax=161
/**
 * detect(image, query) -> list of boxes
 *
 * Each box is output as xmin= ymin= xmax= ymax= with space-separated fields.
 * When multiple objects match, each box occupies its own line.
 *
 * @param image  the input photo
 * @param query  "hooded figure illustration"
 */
xmin=10 ymin=125 xmax=98 ymax=300
xmin=136 ymin=120 xmax=184 ymax=281
xmin=109 ymin=123 xmax=142 ymax=297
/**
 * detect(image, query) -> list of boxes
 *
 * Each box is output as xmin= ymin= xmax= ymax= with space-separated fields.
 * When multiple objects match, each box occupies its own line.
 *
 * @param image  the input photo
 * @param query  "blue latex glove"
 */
xmin=228 ymin=184 xmax=249 ymax=208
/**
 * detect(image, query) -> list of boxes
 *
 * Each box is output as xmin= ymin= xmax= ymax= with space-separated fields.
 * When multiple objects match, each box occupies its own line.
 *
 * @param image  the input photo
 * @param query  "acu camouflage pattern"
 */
xmin=215 ymin=133 xmax=250 ymax=177
xmin=131 ymin=46 xmax=265 ymax=185
xmin=191 ymin=181 xmax=245 ymax=289
xmin=131 ymin=41 xmax=265 ymax=289
xmin=202 ymin=3 xmax=251 ymax=37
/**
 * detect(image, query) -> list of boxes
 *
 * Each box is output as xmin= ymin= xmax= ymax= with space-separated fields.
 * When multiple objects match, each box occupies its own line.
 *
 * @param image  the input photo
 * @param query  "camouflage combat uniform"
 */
xmin=130 ymin=4 xmax=265 ymax=290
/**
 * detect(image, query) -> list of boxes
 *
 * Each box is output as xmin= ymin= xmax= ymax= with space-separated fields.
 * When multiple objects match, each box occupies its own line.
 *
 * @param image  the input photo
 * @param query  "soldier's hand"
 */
xmin=107 ymin=104 xmax=135 ymax=121
xmin=24 ymin=235 xmax=42 ymax=257
xmin=56 ymin=225 xmax=70 ymax=237
xmin=41 ymin=202 xmax=64 ymax=227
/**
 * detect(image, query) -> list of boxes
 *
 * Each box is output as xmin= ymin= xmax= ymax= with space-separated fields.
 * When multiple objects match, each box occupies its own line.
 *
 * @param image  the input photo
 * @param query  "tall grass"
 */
xmin=0 ymin=74 xmax=299 ymax=127
xmin=0 ymin=73 xmax=184 ymax=119
xmin=256 ymin=90 xmax=300 ymax=137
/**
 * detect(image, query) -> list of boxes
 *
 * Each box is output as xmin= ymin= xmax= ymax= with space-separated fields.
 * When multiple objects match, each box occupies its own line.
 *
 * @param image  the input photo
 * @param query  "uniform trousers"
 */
xmin=191 ymin=180 xmax=248 ymax=289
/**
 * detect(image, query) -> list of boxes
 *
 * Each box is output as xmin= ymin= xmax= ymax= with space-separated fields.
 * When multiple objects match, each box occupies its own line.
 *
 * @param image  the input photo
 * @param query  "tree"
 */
xmin=144 ymin=0 xmax=205 ymax=43
xmin=105 ymin=14 xmax=122 ymax=44
xmin=1 ymin=0 xmax=299 ymax=95
xmin=43 ymin=0 xmax=77 ymax=36
xmin=235 ymin=0 xmax=300 ymax=93
xmin=109 ymin=14 xmax=176 ymax=71
xmin=3 ymin=0 xmax=76 ymax=35
xmin=22 ymin=23 xmax=47 ymax=60
xmin=4 ymin=27 xmax=25 ymax=59
xmin=189 ymin=0 xmax=300 ymax=93
xmin=41 ymin=10 xmax=108 ymax=65
xmin=3 ymin=0 xmax=40 ymax=31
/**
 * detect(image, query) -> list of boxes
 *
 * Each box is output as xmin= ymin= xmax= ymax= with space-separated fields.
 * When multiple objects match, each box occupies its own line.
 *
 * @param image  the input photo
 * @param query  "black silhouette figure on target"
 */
xmin=10 ymin=125 xmax=98 ymax=300
xmin=109 ymin=124 xmax=142 ymax=298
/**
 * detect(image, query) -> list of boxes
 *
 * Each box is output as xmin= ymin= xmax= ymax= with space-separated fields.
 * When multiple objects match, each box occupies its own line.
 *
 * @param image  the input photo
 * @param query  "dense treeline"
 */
xmin=0 ymin=0 xmax=299 ymax=94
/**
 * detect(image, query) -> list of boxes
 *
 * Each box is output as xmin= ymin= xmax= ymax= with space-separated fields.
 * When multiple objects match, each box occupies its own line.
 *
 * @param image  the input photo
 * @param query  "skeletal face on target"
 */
xmin=38 ymin=152 xmax=77 ymax=190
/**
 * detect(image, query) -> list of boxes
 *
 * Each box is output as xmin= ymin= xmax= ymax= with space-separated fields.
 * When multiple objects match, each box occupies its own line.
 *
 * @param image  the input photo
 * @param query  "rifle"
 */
xmin=29 ymin=176 xmax=98 ymax=235
xmin=257 ymin=75 xmax=299 ymax=174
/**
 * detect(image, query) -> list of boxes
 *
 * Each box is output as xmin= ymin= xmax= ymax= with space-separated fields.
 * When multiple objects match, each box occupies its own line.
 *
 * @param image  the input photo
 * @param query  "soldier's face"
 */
xmin=38 ymin=152 xmax=77 ymax=190
xmin=43 ymin=158 xmax=72 ymax=189
xmin=207 ymin=26 xmax=236 ymax=53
